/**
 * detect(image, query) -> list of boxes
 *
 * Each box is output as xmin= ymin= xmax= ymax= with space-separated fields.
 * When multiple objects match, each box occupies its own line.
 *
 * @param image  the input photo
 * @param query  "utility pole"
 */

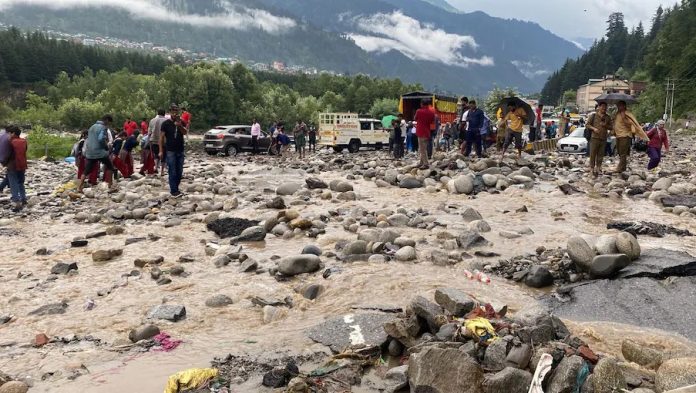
xmin=664 ymin=78 xmax=676 ymax=126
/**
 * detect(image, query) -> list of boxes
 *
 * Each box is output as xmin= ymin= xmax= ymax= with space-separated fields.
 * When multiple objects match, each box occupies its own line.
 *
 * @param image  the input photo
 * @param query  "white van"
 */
xmin=318 ymin=113 xmax=390 ymax=153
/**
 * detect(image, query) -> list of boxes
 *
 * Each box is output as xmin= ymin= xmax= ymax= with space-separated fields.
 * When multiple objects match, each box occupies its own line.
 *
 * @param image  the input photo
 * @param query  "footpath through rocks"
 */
xmin=1 ymin=133 xmax=696 ymax=392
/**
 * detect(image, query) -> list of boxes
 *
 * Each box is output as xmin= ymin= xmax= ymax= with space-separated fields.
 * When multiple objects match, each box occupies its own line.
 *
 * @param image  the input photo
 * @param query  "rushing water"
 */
xmin=1 ymin=154 xmax=695 ymax=392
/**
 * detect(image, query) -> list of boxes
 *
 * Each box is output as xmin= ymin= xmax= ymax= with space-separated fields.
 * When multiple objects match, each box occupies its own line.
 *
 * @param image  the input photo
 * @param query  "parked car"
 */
xmin=203 ymin=125 xmax=272 ymax=156
xmin=556 ymin=127 xmax=616 ymax=155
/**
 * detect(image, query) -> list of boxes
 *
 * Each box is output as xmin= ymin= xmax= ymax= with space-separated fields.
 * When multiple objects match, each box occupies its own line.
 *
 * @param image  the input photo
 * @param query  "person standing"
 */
xmin=501 ymin=103 xmax=527 ymax=159
xmin=181 ymin=108 xmax=191 ymax=128
xmin=612 ymin=101 xmax=648 ymax=173
xmin=458 ymin=104 xmax=470 ymax=154
xmin=122 ymin=130 xmax=138 ymax=177
xmin=414 ymin=99 xmax=435 ymax=169
xmin=296 ymin=126 xmax=307 ymax=159
xmin=464 ymin=100 xmax=485 ymax=159
xmin=646 ymin=120 xmax=669 ymax=171
xmin=159 ymin=105 xmax=188 ymax=197
xmin=147 ymin=109 xmax=166 ymax=175
xmin=4 ymin=126 xmax=27 ymax=211
xmin=251 ymin=119 xmax=261 ymax=155
xmin=140 ymin=118 xmax=149 ymax=136
xmin=392 ymin=119 xmax=404 ymax=159
xmin=123 ymin=117 xmax=137 ymax=137
xmin=308 ymin=126 xmax=317 ymax=153
xmin=585 ymin=102 xmax=612 ymax=177
xmin=78 ymin=115 xmax=117 ymax=192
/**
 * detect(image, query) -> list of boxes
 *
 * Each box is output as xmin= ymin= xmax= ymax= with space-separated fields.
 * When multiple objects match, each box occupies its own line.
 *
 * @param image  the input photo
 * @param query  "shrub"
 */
xmin=26 ymin=125 xmax=77 ymax=159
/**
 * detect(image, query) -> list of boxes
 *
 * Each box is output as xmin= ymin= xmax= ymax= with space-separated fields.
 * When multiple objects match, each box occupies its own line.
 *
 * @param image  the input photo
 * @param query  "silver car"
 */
xmin=557 ymin=127 xmax=616 ymax=155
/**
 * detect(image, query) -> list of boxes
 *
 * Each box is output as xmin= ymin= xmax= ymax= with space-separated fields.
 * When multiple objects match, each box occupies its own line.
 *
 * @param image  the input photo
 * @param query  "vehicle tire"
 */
xmin=348 ymin=139 xmax=361 ymax=153
xmin=333 ymin=146 xmax=343 ymax=153
xmin=375 ymin=143 xmax=383 ymax=150
xmin=225 ymin=144 xmax=239 ymax=157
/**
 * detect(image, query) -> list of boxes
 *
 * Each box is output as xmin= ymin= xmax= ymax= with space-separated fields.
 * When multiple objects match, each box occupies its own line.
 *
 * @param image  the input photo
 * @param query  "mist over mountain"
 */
xmin=0 ymin=0 xmax=583 ymax=94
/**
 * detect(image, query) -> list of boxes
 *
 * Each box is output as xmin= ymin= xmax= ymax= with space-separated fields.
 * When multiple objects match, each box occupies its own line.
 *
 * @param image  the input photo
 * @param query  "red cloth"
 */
xmin=10 ymin=137 xmax=27 ymax=171
xmin=140 ymin=149 xmax=156 ymax=175
xmin=414 ymin=107 xmax=435 ymax=138
xmin=78 ymin=156 xmax=99 ymax=185
xmin=536 ymin=107 xmax=542 ymax=126
xmin=140 ymin=121 xmax=148 ymax=135
xmin=181 ymin=111 xmax=191 ymax=127
xmin=647 ymin=127 xmax=669 ymax=150
xmin=123 ymin=121 xmax=138 ymax=137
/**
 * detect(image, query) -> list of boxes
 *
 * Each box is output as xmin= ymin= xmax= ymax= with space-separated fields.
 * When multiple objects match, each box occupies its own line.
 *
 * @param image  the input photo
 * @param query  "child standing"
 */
xmin=6 ymin=126 xmax=27 ymax=212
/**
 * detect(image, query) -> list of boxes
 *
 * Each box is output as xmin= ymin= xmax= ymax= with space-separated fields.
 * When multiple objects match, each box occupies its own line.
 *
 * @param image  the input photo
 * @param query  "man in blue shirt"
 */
xmin=465 ymin=100 xmax=485 ymax=158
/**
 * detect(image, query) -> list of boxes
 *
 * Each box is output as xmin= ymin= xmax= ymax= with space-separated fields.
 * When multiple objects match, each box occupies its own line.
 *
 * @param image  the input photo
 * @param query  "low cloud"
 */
xmin=348 ymin=11 xmax=494 ymax=67
xmin=511 ymin=60 xmax=550 ymax=79
xmin=0 ymin=0 xmax=296 ymax=33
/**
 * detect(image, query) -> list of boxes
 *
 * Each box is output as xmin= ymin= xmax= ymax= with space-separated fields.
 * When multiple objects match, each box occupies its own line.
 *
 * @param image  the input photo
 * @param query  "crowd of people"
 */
xmin=0 ymin=96 xmax=674 ymax=207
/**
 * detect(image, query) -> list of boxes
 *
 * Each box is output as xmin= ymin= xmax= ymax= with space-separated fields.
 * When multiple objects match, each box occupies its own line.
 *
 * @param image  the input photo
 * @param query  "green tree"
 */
xmin=318 ymin=91 xmax=346 ymax=112
xmin=369 ymin=98 xmax=398 ymax=119
xmin=484 ymin=87 xmax=519 ymax=118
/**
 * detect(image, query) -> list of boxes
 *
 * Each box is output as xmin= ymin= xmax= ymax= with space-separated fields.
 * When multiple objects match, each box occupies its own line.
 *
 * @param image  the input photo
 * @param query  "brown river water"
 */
xmin=1 ymin=153 xmax=695 ymax=392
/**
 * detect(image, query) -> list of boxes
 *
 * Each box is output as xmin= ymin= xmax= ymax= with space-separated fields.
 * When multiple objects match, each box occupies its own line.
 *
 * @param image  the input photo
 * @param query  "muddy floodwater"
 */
xmin=1 ymin=150 xmax=696 ymax=392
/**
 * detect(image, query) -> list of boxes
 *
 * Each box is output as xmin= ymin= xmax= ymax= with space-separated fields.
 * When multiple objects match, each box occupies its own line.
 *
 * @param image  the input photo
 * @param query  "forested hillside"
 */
xmin=541 ymin=2 xmax=696 ymax=120
xmin=0 ymin=28 xmax=168 ymax=84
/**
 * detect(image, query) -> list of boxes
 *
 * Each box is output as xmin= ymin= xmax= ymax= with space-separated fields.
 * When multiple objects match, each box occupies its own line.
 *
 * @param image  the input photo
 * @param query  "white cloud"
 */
xmin=348 ymin=11 xmax=494 ymax=67
xmin=0 ymin=0 xmax=296 ymax=33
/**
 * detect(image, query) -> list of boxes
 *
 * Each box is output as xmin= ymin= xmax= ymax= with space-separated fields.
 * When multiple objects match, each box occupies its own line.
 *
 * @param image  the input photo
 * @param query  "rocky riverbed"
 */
xmin=1 ymin=132 xmax=696 ymax=393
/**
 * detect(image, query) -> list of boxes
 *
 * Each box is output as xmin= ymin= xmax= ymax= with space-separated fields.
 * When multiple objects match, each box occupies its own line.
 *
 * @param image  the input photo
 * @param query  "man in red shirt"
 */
xmin=5 ymin=125 xmax=27 ymax=211
xmin=414 ymin=99 xmax=435 ymax=169
xmin=123 ymin=117 xmax=138 ymax=137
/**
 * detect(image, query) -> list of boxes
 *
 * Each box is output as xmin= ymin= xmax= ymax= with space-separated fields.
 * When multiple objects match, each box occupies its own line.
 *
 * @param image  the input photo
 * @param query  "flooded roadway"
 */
xmin=1 ymin=152 xmax=695 ymax=392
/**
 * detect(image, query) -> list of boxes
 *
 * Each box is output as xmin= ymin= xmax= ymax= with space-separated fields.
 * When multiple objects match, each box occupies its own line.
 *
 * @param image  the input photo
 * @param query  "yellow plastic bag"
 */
xmin=54 ymin=180 xmax=78 ymax=195
xmin=164 ymin=368 xmax=218 ymax=393
xmin=464 ymin=317 xmax=498 ymax=344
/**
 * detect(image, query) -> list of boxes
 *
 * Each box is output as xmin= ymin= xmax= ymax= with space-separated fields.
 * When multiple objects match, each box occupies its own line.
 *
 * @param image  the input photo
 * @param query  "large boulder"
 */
xmin=458 ymin=230 xmax=489 ymax=249
xmin=0 ymin=381 xmax=29 ymax=393
xmin=147 ymin=304 xmax=186 ymax=322
xmin=462 ymin=207 xmax=483 ymax=222
xmin=483 ymin=338 xmax=509 ymax=372
xmin=395 ymin=246 xmax=417 ymax=262
xmin=547 ymin=355 xmax=584 ymax=393
xmin=342 ymin=240 xmax=368 ymax=256
xmin=410 ymin=296 xmax=446 ymax=333
xmin=592 ymin=358 xmax=627 ymax=393
xmin=305 ymin=177 xmax=328 ymax=189
xmin=567 ymin=236 xmax=596 ymax=272
xmin=589 ymin=254 xmax=631 ymax=278
xmin=652 ymin=177 xmax=672 ymax=191
xmin=128 ymin=324 xmax=160 ymax=342
xmin=525 ymin=265 xmax=554 ymax=288
xmin=483 ymin=367 xmax=532 ymax=393
xmin=330 ymin=181 xmax=354 ymax=193
xmin=234 ymin=226 xmax=266 ymax=242
xmin=448 ymin=175 xmax=475 ymax=194
xmin=307 ymin=313 xmax=393 ymax=353
xmin=621 ymin=339 xmax=663 ymax=370
xmin=276 ymin=182 xmax=302 ymax=196
xmin=615 ymin=232 xmax=641 ymax=261
xmin=434 ymin=288 xmax=475 ymax=317
xmin=277 ymin=255 xmax=321 ymax=276
xmin=408 ymin=347 xmax=484 ymax=393
xmin=595 ymin=235 xmax=619 ymax=255
xmin=399 ymin=176 xmax=424 ymax=189
xmin=656 ymin=358 xmax=696 ymax=392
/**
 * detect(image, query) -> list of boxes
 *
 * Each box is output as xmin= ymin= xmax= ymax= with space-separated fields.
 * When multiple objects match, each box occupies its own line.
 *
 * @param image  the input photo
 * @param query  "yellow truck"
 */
xmin=317 ymin=113 xmax=389 ymax=153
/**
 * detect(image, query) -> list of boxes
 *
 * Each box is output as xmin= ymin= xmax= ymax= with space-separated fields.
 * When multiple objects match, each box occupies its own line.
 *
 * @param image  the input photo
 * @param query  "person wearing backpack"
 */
xmin=78 ymin=115 xmax=117 ymax=192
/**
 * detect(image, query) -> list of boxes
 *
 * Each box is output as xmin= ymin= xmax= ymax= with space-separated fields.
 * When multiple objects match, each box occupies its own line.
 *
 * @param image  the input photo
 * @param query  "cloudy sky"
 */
xmin=449 ymin=0 xmax=673 ymax=42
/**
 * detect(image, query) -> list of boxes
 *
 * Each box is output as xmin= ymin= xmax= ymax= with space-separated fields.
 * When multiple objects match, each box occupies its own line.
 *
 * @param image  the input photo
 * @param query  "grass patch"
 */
xmin=26 ymin=126 xmax=77 ymax=159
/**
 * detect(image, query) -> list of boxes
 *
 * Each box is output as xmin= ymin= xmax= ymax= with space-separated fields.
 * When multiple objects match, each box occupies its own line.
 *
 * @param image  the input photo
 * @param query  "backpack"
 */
xmin=0 ymin=131 xmax=12 ymax=165
xmin=584 ymin=113 xmax=595 ymax=140
xmin=481 ymin=116 xmax=491 ymax=136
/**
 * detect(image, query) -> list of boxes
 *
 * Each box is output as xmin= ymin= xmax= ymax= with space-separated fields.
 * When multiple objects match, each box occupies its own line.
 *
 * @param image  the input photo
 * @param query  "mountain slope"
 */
xmin=0 ymin=0 xmax=582 ymax=94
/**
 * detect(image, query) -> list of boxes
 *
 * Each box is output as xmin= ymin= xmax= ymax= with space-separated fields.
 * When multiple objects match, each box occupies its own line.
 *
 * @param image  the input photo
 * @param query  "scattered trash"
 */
xmin=463 ymin=317 xmax=498 ymax=345
xmin=153 ymin=332 xmax=182 ymax=352
xmin=607 ymin=220 xmax=693 ymax=237
xmin=83 ymin=299 xmax=95 ymax=311
xmin=164 ymin=368 xmax=218 ymax=393
xmin=528 ymin=353 xmax=553 ymax=393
